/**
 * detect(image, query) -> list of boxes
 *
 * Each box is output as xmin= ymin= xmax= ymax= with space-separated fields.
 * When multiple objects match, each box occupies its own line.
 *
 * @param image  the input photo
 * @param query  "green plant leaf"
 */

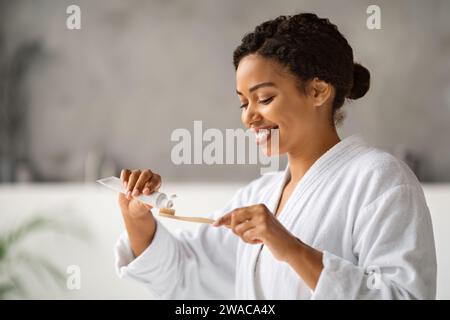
xmin=2 ymin=216 xmax=58 ymax=247
xmin=15 ymin=251 xmax=66 ymax=289
xmin=0 ymin=213 xmax=91 ymax=298
xmin=0 ymin=276 xmax=26 ymax=299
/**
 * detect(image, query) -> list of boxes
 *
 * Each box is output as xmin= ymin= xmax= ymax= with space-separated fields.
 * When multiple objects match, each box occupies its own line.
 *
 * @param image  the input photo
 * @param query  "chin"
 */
xmin=261 ymin=143 xmax=286 ymax=157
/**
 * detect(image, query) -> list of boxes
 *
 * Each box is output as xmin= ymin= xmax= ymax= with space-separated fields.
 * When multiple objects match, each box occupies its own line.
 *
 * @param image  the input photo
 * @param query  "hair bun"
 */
xmin=348 ymin=63 xmax=370 ymax=99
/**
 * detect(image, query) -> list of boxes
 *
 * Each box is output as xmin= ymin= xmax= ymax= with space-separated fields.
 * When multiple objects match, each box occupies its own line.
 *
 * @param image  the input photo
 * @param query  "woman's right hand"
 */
xmin=118 ymin=168 xmax=162 ymax=219
xmin=118 ymin=168 xmax=162 ymax=257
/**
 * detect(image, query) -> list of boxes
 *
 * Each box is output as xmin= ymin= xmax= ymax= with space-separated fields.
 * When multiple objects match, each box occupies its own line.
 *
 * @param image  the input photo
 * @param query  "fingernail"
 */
xmin=143 ymin=187 xmax=150 ymax=194
xmin=126 ymin=191 xmax=131 ymax=199
xmin=132 ymin=189 xmax=139 ymax=197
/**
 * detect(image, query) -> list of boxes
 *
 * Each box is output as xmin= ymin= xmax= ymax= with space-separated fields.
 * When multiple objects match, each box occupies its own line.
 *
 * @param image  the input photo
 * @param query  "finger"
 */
xmin=117 ymin=192 xmax=130 ymax=212
xmin=213 ymin=213 xmax=233 ymax=228
xmin=126 ymin=169 xmax=141 ymax=198
xmin=133 ymin=169 xmax=153 ymax=197
xmin=214 ymin=219 xmax=233 ymax=229
xmin=242 ymin=228 xmax=262 ymax=244
xmin=134 ymin=199 xmax=152 ymax=211
xmin=120 ymin=169 xmax=131 ymax=188
xmin=213 ymin=212 xmax=232 ymax=227
xmin=234 ymin=220 xmax=255 ymax=237
xmin=213 ymin=208 xmax=250 ymax=227
xmin=229 ymin=208 xmax=254 ymax=228
xmin=143 ymin=174 xmax=162 ymax=195
xmin=143 ymin=181 xmax=152 ymax=195
xmin=236 ymin=208 xmax=255 ymax=224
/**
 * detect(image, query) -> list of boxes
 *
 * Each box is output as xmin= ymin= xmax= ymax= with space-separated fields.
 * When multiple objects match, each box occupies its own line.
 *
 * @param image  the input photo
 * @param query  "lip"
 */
xmin=251 ymin=125 xmax=279 ymax=133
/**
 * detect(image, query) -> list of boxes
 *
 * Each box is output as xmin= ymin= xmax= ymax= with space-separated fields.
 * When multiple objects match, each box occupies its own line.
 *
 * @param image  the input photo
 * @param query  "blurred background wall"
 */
xmin=1 ymin=0 xmax=450 ymax=183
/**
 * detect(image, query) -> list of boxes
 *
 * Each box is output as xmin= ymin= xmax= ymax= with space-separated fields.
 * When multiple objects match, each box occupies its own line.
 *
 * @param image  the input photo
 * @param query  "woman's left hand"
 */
xmin=213 ymin=203 xmax=299 ymax=262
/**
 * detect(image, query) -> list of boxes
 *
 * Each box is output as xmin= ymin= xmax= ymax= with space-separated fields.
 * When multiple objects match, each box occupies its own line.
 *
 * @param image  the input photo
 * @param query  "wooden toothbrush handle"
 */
xmin=158 ymin=213 xmax=215 ymax=224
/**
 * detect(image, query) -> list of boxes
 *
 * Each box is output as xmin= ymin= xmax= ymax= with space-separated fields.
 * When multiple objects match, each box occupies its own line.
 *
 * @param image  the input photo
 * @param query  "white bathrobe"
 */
xmin=114 ymin=135 xmax=437 ymax=299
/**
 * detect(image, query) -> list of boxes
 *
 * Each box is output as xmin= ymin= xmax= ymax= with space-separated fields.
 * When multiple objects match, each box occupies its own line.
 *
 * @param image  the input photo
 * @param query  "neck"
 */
xmin=287 ymin=127 xmax=340 ymax=183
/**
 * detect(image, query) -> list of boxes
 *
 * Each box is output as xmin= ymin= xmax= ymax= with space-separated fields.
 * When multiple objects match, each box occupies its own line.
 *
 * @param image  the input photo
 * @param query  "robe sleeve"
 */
xmin=311 ymin=184 xmax=437 ymax=300
xmin=113 ymin=185 xmax=249 ymax=299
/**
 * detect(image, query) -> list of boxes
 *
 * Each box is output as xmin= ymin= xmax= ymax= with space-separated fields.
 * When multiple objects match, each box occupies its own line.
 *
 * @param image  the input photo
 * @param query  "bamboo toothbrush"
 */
xmin=158 ymin=208 xmax=215 ymax=224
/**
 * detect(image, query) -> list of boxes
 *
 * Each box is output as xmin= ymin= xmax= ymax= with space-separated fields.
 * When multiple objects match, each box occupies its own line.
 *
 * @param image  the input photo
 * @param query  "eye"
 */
xmin=239 ymin=103 xmax=248 ymax=109
xmin=258 ymin=96 xmax=274 ymax=105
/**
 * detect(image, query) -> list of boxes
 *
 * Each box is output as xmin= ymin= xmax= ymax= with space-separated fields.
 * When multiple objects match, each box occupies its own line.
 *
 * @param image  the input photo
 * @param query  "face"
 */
xmin=236 ymin=54 xmax=333 ymax=157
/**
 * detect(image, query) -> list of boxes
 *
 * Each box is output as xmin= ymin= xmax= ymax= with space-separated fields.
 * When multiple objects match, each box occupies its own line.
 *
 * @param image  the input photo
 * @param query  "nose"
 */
xmin=241 ymin=102 xmax=262 ymax=128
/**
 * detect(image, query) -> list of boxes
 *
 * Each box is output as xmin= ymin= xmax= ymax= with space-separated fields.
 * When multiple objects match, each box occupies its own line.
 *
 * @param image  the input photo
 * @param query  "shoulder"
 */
xmin=344 ymin=141 xmax=426 ymax=208
xmin=353 ymin=143 xmax=420 ymax=185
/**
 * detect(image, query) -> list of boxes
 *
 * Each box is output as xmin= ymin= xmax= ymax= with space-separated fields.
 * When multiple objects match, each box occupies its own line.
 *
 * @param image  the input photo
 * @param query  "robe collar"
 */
xmin=269 ymin=134 xmax=366 ymax=225
xmin=243 ymin=134 xmax=367 ymax=299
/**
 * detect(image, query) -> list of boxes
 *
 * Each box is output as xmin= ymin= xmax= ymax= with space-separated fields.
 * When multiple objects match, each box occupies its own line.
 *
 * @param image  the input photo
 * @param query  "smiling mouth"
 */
xmin=253 ymin=125 xmax=279 ymax=143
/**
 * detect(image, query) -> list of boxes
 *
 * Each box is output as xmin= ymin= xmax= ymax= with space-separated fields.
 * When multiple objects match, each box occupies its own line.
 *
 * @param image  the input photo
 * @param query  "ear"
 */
xmin=307 ymin=78 xmax=333 ymax=107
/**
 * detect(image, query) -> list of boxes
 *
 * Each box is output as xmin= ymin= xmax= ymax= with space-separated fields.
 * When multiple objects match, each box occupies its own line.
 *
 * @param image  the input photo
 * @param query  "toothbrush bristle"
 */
xmin=159 ymin=207 xmax=175 ymax=215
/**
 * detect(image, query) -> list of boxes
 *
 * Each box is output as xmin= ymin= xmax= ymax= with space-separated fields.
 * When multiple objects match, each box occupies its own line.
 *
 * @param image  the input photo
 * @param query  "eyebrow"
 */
xmin=236 ymin=82 xmax=276 ymax=95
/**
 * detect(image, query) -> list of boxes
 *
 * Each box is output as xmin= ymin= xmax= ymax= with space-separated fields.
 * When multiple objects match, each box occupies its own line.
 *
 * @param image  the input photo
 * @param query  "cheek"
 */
xmin=276 ymin=96 xmax=310 ymax=126
xmin=269 ymin=101 xmax=310 ymax=147
xmin=265 ymin=101 xmax=298 ymax=130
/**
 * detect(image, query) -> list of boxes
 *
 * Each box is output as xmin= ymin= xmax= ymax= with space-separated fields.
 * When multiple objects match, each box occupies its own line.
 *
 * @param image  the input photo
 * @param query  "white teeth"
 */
xmin=256 ymin=129 xmax=270 ymax=141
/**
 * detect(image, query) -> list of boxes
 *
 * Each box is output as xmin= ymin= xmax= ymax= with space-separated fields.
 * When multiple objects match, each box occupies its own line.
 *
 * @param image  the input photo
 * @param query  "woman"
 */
xmin=115 ymin=13 xmax=436 ymax=299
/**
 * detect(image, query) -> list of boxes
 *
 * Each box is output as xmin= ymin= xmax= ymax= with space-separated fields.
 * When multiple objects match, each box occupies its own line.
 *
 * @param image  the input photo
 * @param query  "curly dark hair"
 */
xmin=233 ymin=13 xmax=370 ymax=125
